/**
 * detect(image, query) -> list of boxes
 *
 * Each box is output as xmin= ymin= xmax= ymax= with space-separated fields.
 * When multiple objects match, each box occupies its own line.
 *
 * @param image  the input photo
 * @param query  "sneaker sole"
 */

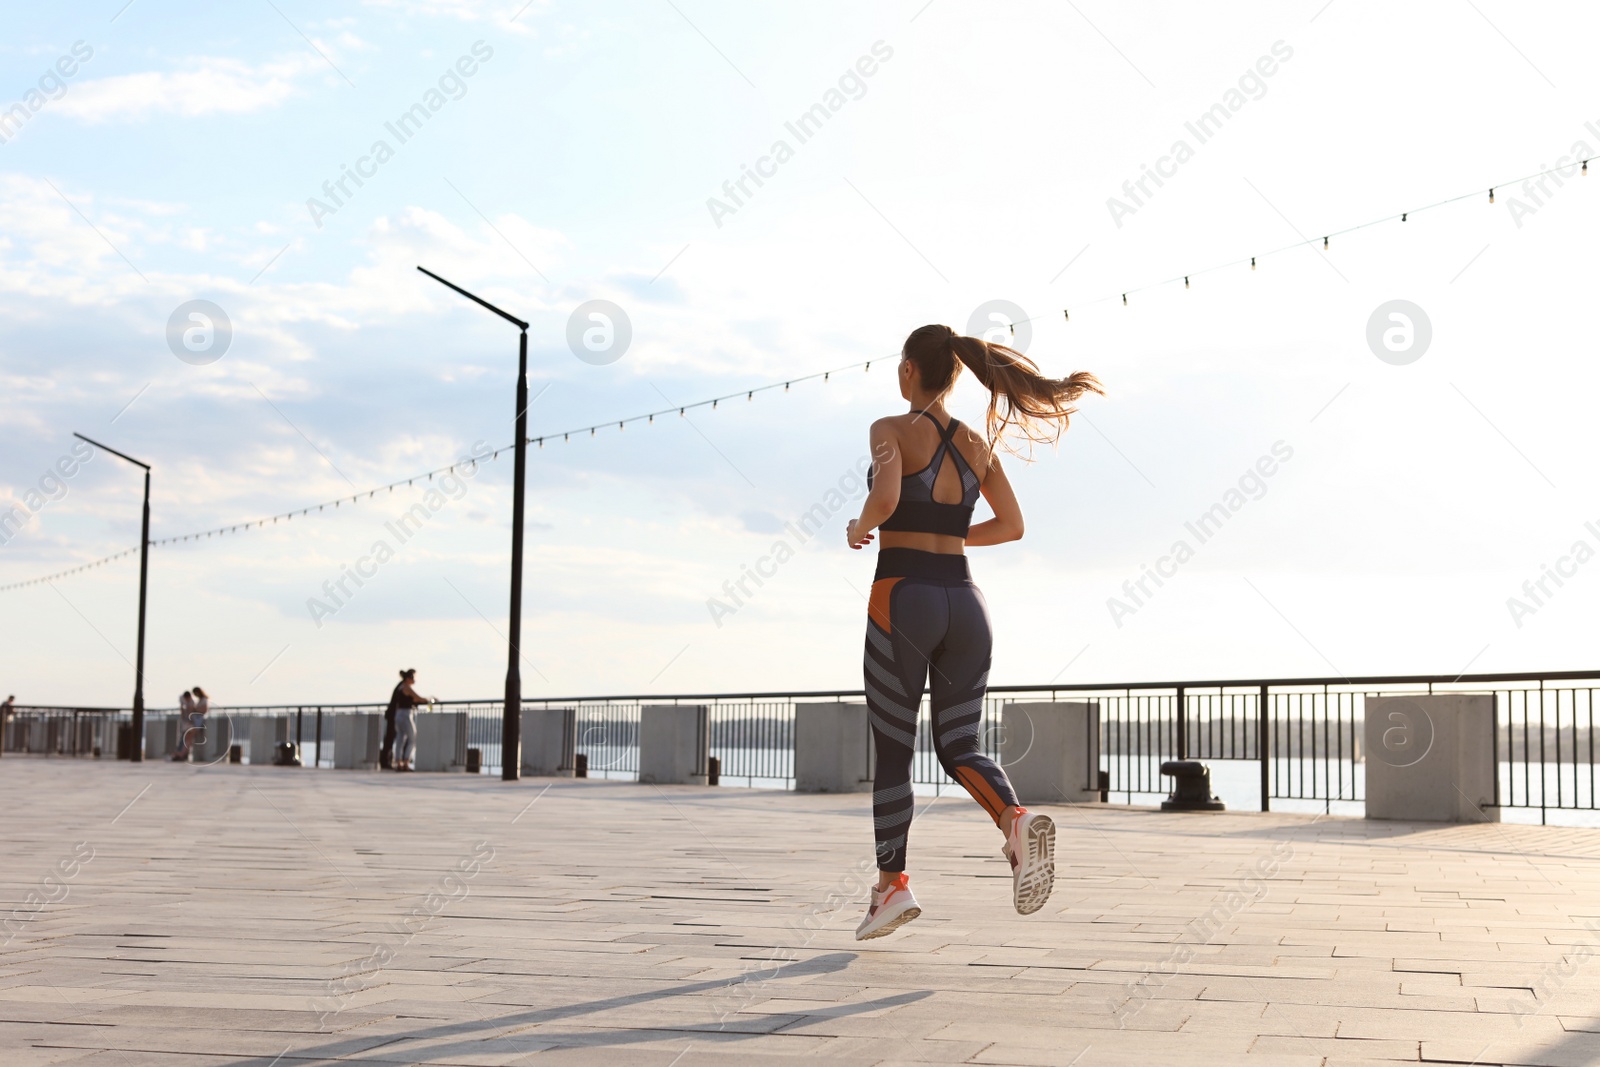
xmin=856 ymin=904 xmax=921 ymax=941
xmin=1014 ymin=815 xmax=1056 ymax=915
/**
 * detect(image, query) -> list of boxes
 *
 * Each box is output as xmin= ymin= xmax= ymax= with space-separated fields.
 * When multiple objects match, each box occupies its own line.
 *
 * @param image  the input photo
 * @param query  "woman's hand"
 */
xmin=846 ymin=518 xmax=875 ymax=550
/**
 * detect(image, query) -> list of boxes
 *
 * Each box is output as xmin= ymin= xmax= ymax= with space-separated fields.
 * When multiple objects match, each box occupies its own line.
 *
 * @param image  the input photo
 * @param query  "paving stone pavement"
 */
xmin=3 ymin=759 xmax=1600 ymax=1066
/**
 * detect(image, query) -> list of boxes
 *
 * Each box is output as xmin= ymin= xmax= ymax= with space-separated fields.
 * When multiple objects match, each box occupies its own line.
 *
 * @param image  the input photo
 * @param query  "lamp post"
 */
xmin=72 ymin=433 xmax=151 ymax=762
xmin=416 ymin=266 xmax=530 ymax=782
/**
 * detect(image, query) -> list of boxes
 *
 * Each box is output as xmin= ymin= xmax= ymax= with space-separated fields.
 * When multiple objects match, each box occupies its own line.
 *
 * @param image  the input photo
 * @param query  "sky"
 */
xmin=1 ymin=0 xmax=1596 ymax=709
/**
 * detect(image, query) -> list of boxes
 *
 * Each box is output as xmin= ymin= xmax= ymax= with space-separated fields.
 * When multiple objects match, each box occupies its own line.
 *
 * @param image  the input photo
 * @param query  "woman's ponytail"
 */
xmin=947 ymin=333 xmax=1103 ymax=448
xmin=900 ymin=323 xmax=1102 ymax=449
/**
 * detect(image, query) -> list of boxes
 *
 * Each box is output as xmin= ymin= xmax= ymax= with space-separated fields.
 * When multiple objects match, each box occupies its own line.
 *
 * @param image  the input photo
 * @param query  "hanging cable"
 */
xmin=1 ymin=355 xmax=882 ymax=592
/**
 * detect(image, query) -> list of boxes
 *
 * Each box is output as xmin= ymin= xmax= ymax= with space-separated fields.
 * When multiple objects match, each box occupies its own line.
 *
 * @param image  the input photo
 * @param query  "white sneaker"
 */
xmin=854 ymin=875 xmax=921 ymax=940
xmin=1002 ymin=807 xmax=1056 ymax=915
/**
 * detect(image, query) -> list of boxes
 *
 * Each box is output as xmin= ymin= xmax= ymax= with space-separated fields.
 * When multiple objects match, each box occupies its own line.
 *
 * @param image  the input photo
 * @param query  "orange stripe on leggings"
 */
xmin=954 ymin=765 xmax=1007 ymax=825
xmin=868 ymin=577 xmax=901 ymax=633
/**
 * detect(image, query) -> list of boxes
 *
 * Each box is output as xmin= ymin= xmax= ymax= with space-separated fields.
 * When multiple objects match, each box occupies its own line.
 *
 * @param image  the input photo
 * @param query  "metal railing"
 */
xmin=7 ymin=670 xmax=1596 ymax=819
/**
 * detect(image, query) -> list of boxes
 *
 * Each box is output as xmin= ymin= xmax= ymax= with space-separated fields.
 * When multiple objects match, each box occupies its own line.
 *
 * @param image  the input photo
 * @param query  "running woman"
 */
xmin=847 ymin=324 xmax=1101 ymax=940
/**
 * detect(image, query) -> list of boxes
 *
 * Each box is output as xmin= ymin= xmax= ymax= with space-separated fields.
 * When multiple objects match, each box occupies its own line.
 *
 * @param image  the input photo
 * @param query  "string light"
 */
xmin=1056 ymin=156 xmax=1598 ymax=326
xmin=3 ymin=356 xmax=880 ymax=593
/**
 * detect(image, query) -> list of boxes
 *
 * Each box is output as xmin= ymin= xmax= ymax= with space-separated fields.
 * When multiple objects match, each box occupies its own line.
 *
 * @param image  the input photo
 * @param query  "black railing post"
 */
xmin=1259 ymin=684 xmax=1270 ymax=812
xmin=1176 ymin=686 xmax=1187 ymax=760
xmin=314 ymin=706 xmax=323 ymax=768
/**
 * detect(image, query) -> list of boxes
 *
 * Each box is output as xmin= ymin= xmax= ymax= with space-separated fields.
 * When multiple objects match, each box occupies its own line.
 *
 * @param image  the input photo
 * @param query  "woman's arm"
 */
xmin=966 ymin=453 xmax=1024 ymax=547
xmin=847 ymin=419 xmax=901 ymax=549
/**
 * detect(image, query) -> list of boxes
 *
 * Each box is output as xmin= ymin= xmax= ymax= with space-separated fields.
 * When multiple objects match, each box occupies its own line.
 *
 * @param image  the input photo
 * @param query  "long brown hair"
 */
xmin=901 ymin=324 xmax=1103 ymax=448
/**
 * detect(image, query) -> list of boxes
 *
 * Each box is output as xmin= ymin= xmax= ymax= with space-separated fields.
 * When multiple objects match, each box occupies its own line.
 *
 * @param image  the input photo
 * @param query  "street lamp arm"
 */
xmin=73 ymin=432 xmax=151 ymax=470
xmin=416 ymin=266 xmax=530 ymax=331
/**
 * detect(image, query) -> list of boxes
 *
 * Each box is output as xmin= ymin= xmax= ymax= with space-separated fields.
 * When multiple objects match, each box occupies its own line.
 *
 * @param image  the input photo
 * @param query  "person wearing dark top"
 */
xmin=846 ymin=323 xmax=1100 ymax=939
xmin=381 ymin=670 xmax=414 ymax=770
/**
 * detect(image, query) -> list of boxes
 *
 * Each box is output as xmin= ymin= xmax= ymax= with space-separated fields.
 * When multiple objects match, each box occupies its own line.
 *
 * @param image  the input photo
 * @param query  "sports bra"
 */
xmin=867 ymin=411 xmax=982 ymax=537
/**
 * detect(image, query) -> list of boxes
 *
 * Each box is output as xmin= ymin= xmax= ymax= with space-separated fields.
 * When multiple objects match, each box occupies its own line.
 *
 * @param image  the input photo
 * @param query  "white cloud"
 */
xmin=55 ymin=55 xmax=326 ymax=122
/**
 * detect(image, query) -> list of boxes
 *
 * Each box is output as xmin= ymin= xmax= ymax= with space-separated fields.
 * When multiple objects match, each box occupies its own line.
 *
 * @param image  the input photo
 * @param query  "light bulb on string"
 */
xmin=1488 ymin=188 xmax=1495 ymax=203
xmin=1184 ymin=276 xmax=1189 ymax=289
xmin=1122 ymin=293 xmax=1127 ymax=306
xmin=1250 ymin=257 xmax=1256 ymax=270
xmin=1323 ymin=236 xmax=1328 ymax=249
xmin=1584 ymin=160 xmax=1589 ymax=176
xmin=1402 ymin=212 xmax=1407 ymax=222
xmin=1063 ymin=310 xmax=1069 ymax=321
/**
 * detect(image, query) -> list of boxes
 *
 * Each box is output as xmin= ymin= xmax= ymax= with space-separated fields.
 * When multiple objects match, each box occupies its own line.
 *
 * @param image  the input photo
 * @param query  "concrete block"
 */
xmin=1365 ymin=695 xmax=1499 ymax=822
xmin=638 ymin=705 xmax=708 ymax=785
xmin=794 ymin=702 xmax=873 ymax=793
xmin=144 ymin=717 xmax=178 ymax=760
xmin=522 ymin=707 xmax=575 ymax=776
xmin=413 ymin=712 xmax=468 ymax=772
xmin=192 ymin=712 xmax=231 ymax=765
xmin=334 ymin=713 xmax=381 ymax=770
xmin=248 ymin=716 xmax=289 ymax=765
xmin=1000 ymin=701 xmax=1101 ymax=804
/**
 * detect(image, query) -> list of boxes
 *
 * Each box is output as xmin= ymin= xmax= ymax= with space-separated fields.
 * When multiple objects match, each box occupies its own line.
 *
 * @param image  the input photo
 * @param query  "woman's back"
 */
xmin=887 ymin=412 xmax=990 ymax=504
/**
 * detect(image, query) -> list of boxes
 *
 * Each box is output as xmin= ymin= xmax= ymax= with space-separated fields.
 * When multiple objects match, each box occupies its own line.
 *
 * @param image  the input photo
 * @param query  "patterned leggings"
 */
xmin=864 ymin=551 xmax=1019 ymax=872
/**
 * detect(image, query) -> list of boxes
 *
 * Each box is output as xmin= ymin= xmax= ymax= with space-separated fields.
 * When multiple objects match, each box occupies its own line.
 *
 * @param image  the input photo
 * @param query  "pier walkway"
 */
xmin=4 ymin=760 xmax=1600 ymax=1065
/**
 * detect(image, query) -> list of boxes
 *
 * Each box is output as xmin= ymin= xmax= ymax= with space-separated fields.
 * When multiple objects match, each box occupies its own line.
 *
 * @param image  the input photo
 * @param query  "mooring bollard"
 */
xmin=1159 ymin=760 xmax=1226 ymax=811
xmin=707 ymin=755 xmax=721 ymax=786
